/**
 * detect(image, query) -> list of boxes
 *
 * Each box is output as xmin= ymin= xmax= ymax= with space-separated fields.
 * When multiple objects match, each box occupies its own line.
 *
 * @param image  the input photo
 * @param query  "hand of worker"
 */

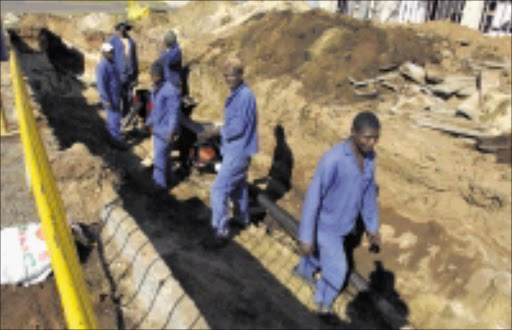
xmin=367 ymin=231 xmax=380 ymax=247
xmin=169 ymin=133 xmax=179 ymax=143
xmin=298 ymin=242 xmax=314 ymax=256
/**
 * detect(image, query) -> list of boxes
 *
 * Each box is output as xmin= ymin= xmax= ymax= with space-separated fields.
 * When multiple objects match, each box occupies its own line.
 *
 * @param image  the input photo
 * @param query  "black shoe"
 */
xmin=110 ymin=138 xmax=129 ymax=150
xmin=201 ymin=234 xmax=229 ymax=250
xmin=317 ymin=304 xmax=341 ymax=325
xmin=229 ymin=217 xmax=250 ymax=229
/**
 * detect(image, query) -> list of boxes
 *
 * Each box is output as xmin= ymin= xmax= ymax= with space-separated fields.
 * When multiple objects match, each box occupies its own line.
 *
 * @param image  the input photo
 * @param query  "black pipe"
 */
xmin=256 ymin=192 xmax=412 ymax=329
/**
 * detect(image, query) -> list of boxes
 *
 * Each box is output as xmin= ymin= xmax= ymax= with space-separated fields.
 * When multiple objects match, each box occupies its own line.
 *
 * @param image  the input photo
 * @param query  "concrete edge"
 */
xmin=99 ymin=187 xmax=209 ymax=330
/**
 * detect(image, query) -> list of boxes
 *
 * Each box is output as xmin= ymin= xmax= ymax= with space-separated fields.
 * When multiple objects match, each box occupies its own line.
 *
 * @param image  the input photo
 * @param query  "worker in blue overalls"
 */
xmin=109 ymin=19 xmax=138 ymax=118
xmin=96 ymin=43 xmax=125 ymax=150
xmin=145 ymin=61 xmax=181 ymax=192
xmin=202 ymin=56 xmax=258 ymax=249
xmin=293 ymin=111 xmax=381 ymax=321
xmin=159 ymin=30 xmax=182 ymax=90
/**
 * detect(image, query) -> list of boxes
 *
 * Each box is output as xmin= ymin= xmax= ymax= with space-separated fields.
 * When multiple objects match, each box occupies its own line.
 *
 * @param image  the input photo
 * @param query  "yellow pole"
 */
xmin=10 ymin=50 xmax=97 ymax=329
xmin=0 ymin=102 xmax=7 ymax=135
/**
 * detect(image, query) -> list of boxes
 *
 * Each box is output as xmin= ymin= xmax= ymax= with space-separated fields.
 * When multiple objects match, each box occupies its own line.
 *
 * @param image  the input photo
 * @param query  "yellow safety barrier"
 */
xmin=9 ymin=49 xmax=98 ymax=330
xmin=0 ymin=103 xmax=7 ymax=135
xmin=127 ymin=0 xmax=149 ymax=21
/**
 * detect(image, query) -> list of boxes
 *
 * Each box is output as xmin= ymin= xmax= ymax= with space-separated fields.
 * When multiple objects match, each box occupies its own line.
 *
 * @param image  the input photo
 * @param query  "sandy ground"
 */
xmin=2 ymin=1 xmax=511 ymax=329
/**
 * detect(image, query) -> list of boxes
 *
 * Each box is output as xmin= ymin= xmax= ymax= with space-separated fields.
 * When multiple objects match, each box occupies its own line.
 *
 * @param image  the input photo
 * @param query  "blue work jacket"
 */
xmin=159 ymin=43 xmax=182 ymax=88
xmin=220 ymin=83 xmax=258 ymax=157
xmin=298 ymin=140 xmax=379 ymax=244
xmin=108 ymin=35 xmax=138 ymax=84
xmin=146 ymin=81 xmax=181 ymax=138
xmin=96 ymin=59 xmax=121 ymax=109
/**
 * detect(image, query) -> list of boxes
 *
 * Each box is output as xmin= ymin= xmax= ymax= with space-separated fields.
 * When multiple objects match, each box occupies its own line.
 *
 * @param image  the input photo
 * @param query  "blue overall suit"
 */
xmin=109 ymin=35 xmax=138 ymax=115
xmin=159 ymin=42 xmax=182 ymax=89
xmin=97 ymin=58 xmax=121 ymax=142
xmin=296 ymin=140 xmax=379 ymax=307
xmin=145 ymin=81 xmax=181 ymax=188
xmin=210 ymin=83 xmax=258 ymax=237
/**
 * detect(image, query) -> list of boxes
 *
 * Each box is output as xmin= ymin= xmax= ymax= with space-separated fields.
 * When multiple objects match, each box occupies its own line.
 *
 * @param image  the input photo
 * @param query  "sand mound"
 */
xmin=202 ymin=9 xmax=440 ymax=104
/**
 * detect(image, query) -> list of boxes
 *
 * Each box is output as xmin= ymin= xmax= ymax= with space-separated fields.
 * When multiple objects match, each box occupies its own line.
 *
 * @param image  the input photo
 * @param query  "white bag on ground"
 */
xmin=1 ymin=223 xmax=52 ymax=286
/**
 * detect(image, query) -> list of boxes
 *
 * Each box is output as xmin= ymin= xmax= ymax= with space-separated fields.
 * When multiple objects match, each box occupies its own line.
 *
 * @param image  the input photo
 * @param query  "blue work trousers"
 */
xmin=296 ymin=233 xmax=347 ymax=306
xmin=210 ymin=154 xmax=250 ymax=236
xmin=153 ymin=132 xmax=172 ymax=188
xmin=106 ymin=107 xmax=122 ymax=142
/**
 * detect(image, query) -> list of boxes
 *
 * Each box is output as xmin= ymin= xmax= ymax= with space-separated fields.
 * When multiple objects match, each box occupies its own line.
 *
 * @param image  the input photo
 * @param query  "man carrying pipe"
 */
xmin=201 ymin=56 xmax=259 ymax=249
xmin=97 ymin=43 xmax=126 ymax=150
xmin=109 ymin=19 xmax=138 ymax=118
xmin=145 ymin=61 xmax=181 ymax=192
xmin=293 ymin=111 xmax=381 ymax=321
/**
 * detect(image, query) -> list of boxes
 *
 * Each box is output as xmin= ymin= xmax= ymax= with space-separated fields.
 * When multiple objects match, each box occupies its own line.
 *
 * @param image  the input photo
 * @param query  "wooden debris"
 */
xmin=412 ymin=113 xmax=486 ymax=138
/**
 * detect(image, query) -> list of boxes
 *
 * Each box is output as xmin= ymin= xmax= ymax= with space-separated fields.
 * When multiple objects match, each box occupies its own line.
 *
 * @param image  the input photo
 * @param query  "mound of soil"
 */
xmin=204 ymin=9 xmax=440 ymax=104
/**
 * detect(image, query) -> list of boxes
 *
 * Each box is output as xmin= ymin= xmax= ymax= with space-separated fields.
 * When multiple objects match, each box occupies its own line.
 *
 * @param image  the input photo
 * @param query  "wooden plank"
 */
xmin=412 ymin=113 xmax=487 ymax=138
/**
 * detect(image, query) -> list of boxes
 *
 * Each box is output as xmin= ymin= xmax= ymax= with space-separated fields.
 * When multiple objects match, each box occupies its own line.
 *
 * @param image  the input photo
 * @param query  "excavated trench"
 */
xmin=7 ymin=26 xmax=401 ymax=329
xmin=8 ymin=6 xmax=512 ymax=328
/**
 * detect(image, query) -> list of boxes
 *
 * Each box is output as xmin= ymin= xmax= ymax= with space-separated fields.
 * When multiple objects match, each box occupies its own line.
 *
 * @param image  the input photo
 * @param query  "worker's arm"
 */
xmin=298 ymin=154 xmax=336 ymax=253
xmin=96 ymin=63 xmax=112 ymax=108
xmin=166 ymin=88 xmax=181 ymax=139
xmin=361 ymin=161 xmax=380 ymax=245
xmin=222 ymin=93 xmax=255 ymax=142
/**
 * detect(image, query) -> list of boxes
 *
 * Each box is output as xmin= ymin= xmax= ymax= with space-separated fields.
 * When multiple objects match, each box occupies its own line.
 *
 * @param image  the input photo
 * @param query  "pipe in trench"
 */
xmin=256 ymin=192 xmax=412 ymax=329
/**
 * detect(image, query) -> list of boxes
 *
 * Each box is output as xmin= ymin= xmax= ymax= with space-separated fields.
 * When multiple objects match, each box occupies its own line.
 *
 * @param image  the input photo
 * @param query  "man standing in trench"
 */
xmin=145 ymin=61 xmax=181 ymax=192
xmin=97 ymin=43 xmax=125 ymax=149
xmin=109 ymin=19 xmax=138 ymax=118
xmin=293 ymin=111 xmax=381 ymax=321
xmin=202 ymin=56 xmax=259 ymax=249
xmin=159 ymin=30 xmax=182 ymax=91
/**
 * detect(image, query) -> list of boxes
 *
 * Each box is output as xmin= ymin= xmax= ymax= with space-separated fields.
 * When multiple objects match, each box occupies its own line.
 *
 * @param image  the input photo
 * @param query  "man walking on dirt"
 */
xmin=293 ymin=111 xmax=381 ymax=321
xmin=202 ymin=56 xmax=258 ymax=249
xmin=97 ymin=43 xmax=125 ymax=150
xmin=109 ymin=19 xmax=138 ymax=118
xmin=145 ymin=61 xmax=181 ymax=191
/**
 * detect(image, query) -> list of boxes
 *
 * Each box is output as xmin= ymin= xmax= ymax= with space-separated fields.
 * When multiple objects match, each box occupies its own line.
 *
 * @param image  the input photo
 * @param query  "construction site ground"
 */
xmin=1 ymin=1 xmax=511 ymax=329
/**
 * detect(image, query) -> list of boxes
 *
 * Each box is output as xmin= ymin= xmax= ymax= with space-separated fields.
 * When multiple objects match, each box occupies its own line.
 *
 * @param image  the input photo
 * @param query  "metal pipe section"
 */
xmin=256 ymin=192 xmax=412 ymax=329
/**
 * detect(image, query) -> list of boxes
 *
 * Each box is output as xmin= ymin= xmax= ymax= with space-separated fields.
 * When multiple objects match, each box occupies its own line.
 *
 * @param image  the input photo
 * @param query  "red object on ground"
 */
xmin=198 ymin=147 xmax=216 ymax=164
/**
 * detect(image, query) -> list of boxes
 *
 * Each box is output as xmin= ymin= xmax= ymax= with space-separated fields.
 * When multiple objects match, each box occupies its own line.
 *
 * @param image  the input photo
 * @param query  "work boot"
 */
xmin=201 ymin=232 xmax=229 ymax=250
xmin=317 ymin=304 xmax=341 ymax=325
xmin=292 ymin=265 xmax=317 ymax=289
xmin=109 ymin=137 xmax=129 ymax=151
xmin=229 ymin=216 xmax=251 ymax=229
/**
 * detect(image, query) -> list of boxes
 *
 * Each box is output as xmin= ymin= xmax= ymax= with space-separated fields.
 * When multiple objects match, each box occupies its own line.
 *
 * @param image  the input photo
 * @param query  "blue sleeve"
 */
xmin=96 ymin=63 xmax=110 ymax=105
xmin=222 ymin=93 xmax=255 ymax=142
xmin=167 ymin=89 xmax=181 ymax=134
xmin=298 ymin=154 xmax=337 ymax=244
xmin=111 ymin=67 xmax=120 ymax=108
xmin=361 ymin=166 xmax=379 ymax=232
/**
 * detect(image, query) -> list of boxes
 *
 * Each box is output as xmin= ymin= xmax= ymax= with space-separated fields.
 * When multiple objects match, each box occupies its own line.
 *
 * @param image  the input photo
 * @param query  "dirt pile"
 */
xmin=51 ymin=142 xmax=117 ymax=224
xmin=201 ymin=9 xmax=440 ymax=104
xmin=9 ymin=2 xmax=511 ymax=329
xmin=176 ymin=4 xmax=512 ymax=329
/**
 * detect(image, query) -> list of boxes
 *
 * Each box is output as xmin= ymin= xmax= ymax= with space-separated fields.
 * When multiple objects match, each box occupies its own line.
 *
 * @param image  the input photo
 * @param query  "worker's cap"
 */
xmin=115 ymin=19 xmax=133 ymax=30
xmin=150 ymin=61 xmax=164 ymax=76
xmin=100 ymin=42 xmax=114 ymax=53
xmin=164 ymin=30 xmax=177 ymax=46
